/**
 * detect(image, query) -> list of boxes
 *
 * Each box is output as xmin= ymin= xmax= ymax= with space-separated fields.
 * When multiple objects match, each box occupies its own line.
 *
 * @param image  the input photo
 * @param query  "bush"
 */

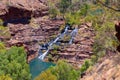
xmin=80 ymin=59 xmax=91 ymax=74
xmin=64 ymin=12 xmax=81 ymax=25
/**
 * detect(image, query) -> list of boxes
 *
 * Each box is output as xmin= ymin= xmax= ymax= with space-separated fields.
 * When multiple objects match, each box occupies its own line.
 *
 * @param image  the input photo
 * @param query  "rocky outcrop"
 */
xmin=81 ymin=54 xmax=120 ymax=80
xmin=0 ymin=0 xmax=48 ymax=22
xmin=115 ymin=21 xmax=120 ymax=52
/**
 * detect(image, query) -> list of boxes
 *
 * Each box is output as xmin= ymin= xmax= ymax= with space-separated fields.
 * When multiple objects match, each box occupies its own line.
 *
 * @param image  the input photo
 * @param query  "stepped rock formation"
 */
xmin=52 ymin=24 xmax=95 ymax=66
xmin=0 ymin=0 xmax=95 ymax=65
xmin=7 ymin=19 xmax=64 ymax=62
xmin=0 ymin=0 xmax=64 ymax=62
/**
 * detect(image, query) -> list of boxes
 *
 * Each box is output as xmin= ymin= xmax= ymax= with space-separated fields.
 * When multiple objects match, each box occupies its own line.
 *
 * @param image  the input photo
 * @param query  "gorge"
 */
xmin=0 ymin=0 xmax=119 ymax=80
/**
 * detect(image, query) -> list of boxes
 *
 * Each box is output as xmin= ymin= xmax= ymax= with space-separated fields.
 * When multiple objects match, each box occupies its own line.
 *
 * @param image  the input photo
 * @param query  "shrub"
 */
xmin=80 ymin=59 xmax=91 ymax=74
xmin=64 ymin=12 xmax=81 ymax=25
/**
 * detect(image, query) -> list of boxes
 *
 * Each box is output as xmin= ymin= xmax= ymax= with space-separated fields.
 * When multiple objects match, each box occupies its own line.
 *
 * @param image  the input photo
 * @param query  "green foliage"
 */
xmin=0 ymin=19 xmax=3 ymax=26
xmin=0 ymin=46 xmax=31 ymax=80
xmin=53 ymin=45 xmax=60 ymax=50
xmin=64 ymin=4 xmax=90 ymax=25
xmin=64 ymin=12 xmax=81 ymax=25
xmin=57 ymin=0 xmax=71 ymax=14
xmin=48 ymin=54 xmax=53 ymax=61
xmin=91 ymin=55 xmax=97 ymax=64
xmin=80 ymin=59 xmax=91 ymax=74
xmin=0 ymin=19 xmax=10 ymax=38
xmin=79 ymin=4 xmax=90 ymax=16
xmin=52 ymin=60 xmax=79 ymax=80
xmin=80 ymin=4 xmax=119 ymax=75
xmin=0 ymin=75 xmax=12 ymax=80
xmin=93 ymin=21 xmax=117 ymax=56
xmin=49 ymin=8 xmax=59 ymax=19
xmin=35 ymin=69 xmax=57 ymax=80
xmin=0 ymin=42 xmax=6 ymax=53
xmin=35 ymin=60 xmax=79 ymax=80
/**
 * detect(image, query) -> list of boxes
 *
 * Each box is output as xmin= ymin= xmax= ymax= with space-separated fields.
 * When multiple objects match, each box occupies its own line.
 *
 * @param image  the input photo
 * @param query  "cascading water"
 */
xmin=38 ymin=49 xmax=50 ymax=60
xmin=69 ymin=27 xmax=78 ymax=44
xmin=38 ymin=25 xmax=78 ymax=60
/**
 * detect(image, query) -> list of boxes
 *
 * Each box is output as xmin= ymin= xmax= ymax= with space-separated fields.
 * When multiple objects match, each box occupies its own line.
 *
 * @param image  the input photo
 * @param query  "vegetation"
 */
xmin=35 ymin=69 xmax=57 ymax=80
xmin=0 ymin=19 xmax=11 ymax=38
xmin=0 ymin=42 xmax=6 ymax=53
xmin=35 ymin=60 xmax=79 ymax=80
xmin=0 ymin=75 xmax=12 ymax=80
xmin=0 ymin=43 xmax=31 ymax=80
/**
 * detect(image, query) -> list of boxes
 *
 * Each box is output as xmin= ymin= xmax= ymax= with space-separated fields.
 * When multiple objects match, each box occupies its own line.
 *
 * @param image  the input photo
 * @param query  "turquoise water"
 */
xmin=29 ymin=58 xmax=55 ymax=79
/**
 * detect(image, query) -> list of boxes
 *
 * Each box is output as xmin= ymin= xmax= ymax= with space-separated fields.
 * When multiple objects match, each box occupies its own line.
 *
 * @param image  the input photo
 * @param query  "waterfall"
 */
xmin=38 ymin=25 xmax=78 ymax=60
xmin=69 ymin=27 xmax=78 ymax=44
xmin=38 ymin=49 xmax=50 ymax=60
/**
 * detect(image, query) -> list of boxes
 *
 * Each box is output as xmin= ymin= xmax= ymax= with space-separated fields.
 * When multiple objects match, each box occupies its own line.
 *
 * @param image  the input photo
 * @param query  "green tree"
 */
xmin=80 ymin=60 xmax=91 ymax=74
xmin=0 ymin=46 xmax=31 ymax=80
xmin=52 ymin=60 xmax=79 ymax=80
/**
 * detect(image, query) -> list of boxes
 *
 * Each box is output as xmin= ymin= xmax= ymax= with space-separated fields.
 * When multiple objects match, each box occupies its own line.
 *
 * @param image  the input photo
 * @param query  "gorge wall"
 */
xmin=0 ymin=0 xmax=95 ymax=67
